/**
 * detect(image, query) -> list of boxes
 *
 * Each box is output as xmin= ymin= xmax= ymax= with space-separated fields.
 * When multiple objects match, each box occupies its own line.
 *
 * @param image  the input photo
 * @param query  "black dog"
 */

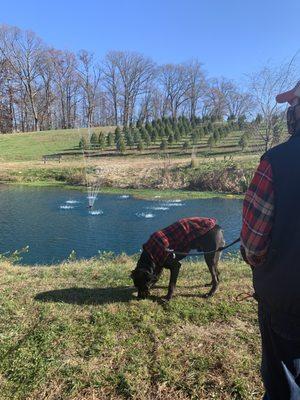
xmin=131 ymin=217 xmax=225 ymax=300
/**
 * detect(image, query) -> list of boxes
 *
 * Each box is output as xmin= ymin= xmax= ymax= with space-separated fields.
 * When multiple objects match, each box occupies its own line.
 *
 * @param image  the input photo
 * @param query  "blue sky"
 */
xmin=1 ymin=0 xmax=299 ymax=81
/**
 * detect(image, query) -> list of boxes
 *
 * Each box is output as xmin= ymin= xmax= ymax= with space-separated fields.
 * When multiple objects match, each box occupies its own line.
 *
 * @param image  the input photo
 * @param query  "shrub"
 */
xmin=79 ymin=137 xmax=88 ymax=149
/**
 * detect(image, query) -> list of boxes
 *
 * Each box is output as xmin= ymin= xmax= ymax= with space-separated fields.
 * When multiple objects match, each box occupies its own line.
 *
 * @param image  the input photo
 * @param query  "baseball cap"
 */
xmin=276 ymin=81 xmax=300 ymax=105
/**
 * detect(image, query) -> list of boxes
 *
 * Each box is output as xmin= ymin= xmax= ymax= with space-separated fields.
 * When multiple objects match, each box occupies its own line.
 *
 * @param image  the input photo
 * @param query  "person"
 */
xmin=240 ymin=81 xmax=300 ymax=400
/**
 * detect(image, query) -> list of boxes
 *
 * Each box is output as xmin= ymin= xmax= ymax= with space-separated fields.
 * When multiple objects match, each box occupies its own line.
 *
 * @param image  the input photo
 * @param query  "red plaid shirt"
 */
xmin=143 ymin=217 xmax=216 ymax=266
xmin=241 ymin=159 xmax=274 ymax=267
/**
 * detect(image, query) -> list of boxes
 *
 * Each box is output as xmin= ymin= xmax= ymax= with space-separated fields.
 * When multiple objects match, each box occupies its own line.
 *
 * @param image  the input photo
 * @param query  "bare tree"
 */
xmin=51 ymin=50 xmax=79 ymax=129
xmin=0 ymin=25 xmax=47 ymax=131
xmin=77 ymin=50 xmax=101 ymax=128
xmin=103 ymin=51 xmax=155 ymax=126
xmin=102 ymin=54 xmax=121 ymax=125
xmin=185 ymin=60 xmax=207 ymax=120
xmin=158 ymin=63 xmax=191 ymax=119
xmin=248 ymin=61 xmax=297 ymax=151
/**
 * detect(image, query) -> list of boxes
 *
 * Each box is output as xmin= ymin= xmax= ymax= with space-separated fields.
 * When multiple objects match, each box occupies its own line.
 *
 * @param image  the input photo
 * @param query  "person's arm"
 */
xmin=240 ymin=159 xmax=274 ymax=267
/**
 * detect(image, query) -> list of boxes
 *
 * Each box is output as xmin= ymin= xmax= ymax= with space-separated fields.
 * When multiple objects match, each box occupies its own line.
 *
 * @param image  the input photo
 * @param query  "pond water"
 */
xmin=0 ymin=186 xmax=243 ymax=265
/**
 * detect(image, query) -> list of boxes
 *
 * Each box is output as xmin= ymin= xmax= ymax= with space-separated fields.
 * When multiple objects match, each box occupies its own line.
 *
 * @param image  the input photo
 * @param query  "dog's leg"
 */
xmin=165 ymin=261 xmax=181 ymax=301
xmin=204 ymin=252 xmax=220 ymax=298
xmin=150 ymin=266 xmax=163 ymax=288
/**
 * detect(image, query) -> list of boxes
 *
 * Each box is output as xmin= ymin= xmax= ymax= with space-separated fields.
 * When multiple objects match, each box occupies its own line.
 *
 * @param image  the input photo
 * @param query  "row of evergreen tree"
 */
xmin=79 ymin=116 xmax=243 ymax=152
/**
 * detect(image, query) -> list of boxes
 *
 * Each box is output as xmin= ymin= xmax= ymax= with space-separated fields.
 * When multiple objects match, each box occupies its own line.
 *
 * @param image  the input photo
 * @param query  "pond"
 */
xmin=0 ymin=186 xmax=243 ymax=265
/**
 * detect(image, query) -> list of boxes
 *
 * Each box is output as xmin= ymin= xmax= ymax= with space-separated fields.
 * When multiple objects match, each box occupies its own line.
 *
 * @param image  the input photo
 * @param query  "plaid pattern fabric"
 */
xmin=143 ymin=217 xmax=216 ymax=266
xmin=241 ymin=159 xmax=274 ymax=267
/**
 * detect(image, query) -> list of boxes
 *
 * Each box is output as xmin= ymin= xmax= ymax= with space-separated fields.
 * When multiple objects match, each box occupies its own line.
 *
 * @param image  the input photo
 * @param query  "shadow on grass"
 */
xmin=35 ymin=286 xmax=135 ymax=305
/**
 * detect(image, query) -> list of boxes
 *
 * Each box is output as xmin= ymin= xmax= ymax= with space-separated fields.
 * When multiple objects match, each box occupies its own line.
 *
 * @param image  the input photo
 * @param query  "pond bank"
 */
xmin=0 ymin=154 xmax=256 ymax=199
xmin=6 ymin=181 xmax=243 ymax=200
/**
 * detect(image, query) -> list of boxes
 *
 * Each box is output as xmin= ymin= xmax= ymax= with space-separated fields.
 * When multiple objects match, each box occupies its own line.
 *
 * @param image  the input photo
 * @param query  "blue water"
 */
xmin=0 ymin=186 xmax=243 ymax=265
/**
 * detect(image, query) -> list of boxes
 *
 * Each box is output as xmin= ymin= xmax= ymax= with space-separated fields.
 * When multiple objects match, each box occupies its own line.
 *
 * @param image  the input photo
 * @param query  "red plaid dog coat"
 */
xmin=143 ymin=217 xmax=216 ymax=266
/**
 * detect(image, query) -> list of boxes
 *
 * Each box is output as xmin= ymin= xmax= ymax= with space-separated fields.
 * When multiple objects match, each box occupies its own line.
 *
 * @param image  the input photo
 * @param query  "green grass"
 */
xmin=0 ymin=127 xmax=113 ymax=162
xmin=0 ymin=126 xmax=260 ymax=163
xmin=0 ymin=255 xmax=263 ymax=399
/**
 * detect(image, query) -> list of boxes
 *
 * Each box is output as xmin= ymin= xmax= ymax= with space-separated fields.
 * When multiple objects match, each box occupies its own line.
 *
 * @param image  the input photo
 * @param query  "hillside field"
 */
xmin=0 ymin=125 xmax=265 ymax=163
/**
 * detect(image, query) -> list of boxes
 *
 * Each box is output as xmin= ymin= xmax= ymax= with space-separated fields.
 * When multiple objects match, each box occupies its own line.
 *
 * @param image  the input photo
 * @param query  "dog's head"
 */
xmin=131 ymin=268 xmax=156 ymax=299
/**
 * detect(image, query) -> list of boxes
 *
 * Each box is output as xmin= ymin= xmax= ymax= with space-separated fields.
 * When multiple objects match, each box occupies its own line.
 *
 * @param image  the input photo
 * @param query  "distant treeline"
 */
xmin=0 ymin=24 xmax=255 ymax=134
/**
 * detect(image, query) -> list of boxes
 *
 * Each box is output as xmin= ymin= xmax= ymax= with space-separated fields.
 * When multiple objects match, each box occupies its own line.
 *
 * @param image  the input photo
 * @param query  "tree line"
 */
xmin=0 ymin=24 xmax=254 ymax=134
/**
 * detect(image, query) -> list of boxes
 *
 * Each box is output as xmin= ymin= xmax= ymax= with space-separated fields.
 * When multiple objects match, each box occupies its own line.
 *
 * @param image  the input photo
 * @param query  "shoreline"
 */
xmin=3 ymin=180 xmax=244 ymax=200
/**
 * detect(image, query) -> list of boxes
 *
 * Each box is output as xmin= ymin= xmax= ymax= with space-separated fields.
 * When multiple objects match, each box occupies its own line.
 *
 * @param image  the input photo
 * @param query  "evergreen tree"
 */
xmin=160 ymin=139 xmax=168 ymax=150
xmin=98 ymin=132 xmax=106 ymax=150
xmin=140 ymin=127 xmax=148 ymax=141
xmin=239 ymin=134 xmax=248 ymax=151
xmin=198 ymin=127 xmax=204 ymax=139
xmin=164 ymin=125 xmax=172 ymax=138
xmin=182 ymin=140 xmax=189 ymax=151
xmin=137 ymin=139 xmax=144 ymax=151
xmin=213 ymin=130 xmax=220 ymax=142
xmin=125 ymin=131 xmax=134 ymax=149
xmin=255 ymin=114 xmax=263 ymax=124
xmin=117 ymin=137 xmax=126 ymax=153
xmin=133 ymin=128 xmax=141 ymax=144
xmin=238 ymin=115 xmax=247 ymax=130
xmin=145 ymin=122 xmax=152 ymax=133
xmin=114 ymin=126 xmax=122 ymax=144
xmin=79 ymin=137 xmax=88 ymax=149
xmin=174 ymin=126 xmax=181 ymax=142
xmin=207 ymin=136 xmax=215 ymax=150
xmin=168 ymin=133 xmax=174 ymax=144
xmin=191 ymin=130 xmax=198 ymax=145
xmin=107 ymin=132 xmax=115 ymax=147
xmin=90 ymin=132 xmax=98 ymax=147
xmin=144 ymin=132 xmax=151 ymax=147
xmin=151 ymin=127 xmax=158 ymax=142
xmin=179 ymin=124 xmax=185 ymax=136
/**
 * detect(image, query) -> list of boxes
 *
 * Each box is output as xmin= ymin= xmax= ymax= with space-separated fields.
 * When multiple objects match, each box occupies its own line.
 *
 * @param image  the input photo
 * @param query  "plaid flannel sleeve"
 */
xmin=240 ymin=159 xmax=274 ymax=267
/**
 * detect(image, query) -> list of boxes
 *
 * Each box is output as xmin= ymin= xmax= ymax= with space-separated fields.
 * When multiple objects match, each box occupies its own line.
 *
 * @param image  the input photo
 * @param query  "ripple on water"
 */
xmin=136 ymin=212 xmax=155 ymax=219
xmin=119 ymin=195 xmax=130 ymax=199
xmin=146 ymin=206 xmax=169 ymax=211
xmin=161 ymin=202 xmax=184 ymax=207
xmin=89 ymin=210 xmax=104 ymax=216
xmin=60 ymin=205 xmax=74 ymax=210
xmin=66 ymin=200 xmax=79 ymax=204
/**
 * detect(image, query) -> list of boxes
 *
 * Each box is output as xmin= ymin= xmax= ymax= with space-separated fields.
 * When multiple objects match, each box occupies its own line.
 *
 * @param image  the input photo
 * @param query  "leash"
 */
xmin=154 ymin=236 xmax=241 ymax=257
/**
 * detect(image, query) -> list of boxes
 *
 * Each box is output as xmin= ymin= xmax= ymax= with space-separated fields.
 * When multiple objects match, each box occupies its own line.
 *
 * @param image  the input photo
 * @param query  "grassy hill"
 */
xmin=0 ymin=255 xmax=262 ymax=400
xmin=0 ymin=127 xmax=113 ymax=162
xmin=0 ymin=125 xmax=265 ymax=164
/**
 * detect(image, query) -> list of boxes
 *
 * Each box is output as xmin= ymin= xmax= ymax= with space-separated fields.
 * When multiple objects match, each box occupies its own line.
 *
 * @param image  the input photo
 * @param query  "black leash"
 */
xmin=165 ymin=237 xmax=241 ymax=257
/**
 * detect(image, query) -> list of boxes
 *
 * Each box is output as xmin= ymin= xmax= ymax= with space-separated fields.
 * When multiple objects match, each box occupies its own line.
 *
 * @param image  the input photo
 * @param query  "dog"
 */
xmin=131 ymin=217 xmax=225 ymax=301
